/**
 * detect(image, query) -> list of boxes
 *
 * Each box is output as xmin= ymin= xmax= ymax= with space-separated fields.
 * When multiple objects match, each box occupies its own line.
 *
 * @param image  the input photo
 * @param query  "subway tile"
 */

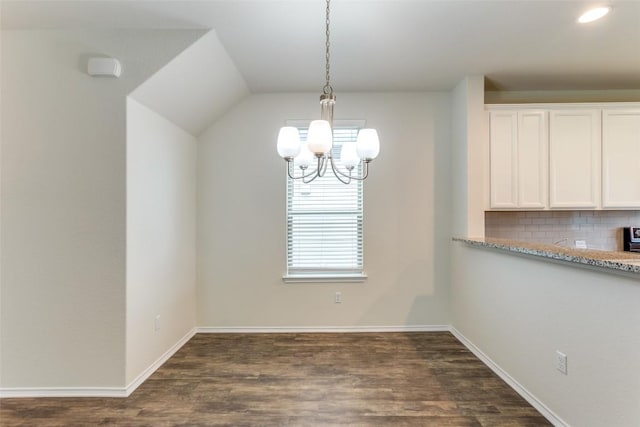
xmin=484 ymin=210 xmax=640 ymax=249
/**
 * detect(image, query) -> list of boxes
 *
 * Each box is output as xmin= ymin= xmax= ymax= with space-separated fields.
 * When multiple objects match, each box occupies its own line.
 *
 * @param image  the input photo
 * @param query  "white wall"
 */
xmin=125 ymin=98 xmax=197 ymax=385
xmin=450 ymin=76 xmax=486 ymax=238
xmin=451 ymin=80 xmax=470 ymax=236
xmin=450 ymin=243 xmax=640 ymax=427
xmin=0 ymin=29 xmax=202 ymax=389
xmin=197 ymin=92 xmax=451 ymax=328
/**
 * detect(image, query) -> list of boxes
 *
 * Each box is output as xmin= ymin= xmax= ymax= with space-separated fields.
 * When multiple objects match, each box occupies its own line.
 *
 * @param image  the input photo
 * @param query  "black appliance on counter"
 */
xmin=623 ymin=227 xmax=640 ymax=252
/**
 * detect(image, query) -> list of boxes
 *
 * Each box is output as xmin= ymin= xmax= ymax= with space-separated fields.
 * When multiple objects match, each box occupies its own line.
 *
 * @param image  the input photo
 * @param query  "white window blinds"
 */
xmin=286 ymin=126 xmax=364 ymax=277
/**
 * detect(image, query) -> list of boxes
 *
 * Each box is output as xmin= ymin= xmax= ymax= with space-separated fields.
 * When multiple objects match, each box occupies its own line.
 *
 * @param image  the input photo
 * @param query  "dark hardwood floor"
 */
xmin=1 ymin=332 xmax=551 ymax=426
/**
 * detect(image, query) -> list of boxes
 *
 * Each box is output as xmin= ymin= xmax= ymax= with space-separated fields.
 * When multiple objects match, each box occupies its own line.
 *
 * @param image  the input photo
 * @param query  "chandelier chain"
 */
xmin=323 ymin=0 xmax=332 ymax=95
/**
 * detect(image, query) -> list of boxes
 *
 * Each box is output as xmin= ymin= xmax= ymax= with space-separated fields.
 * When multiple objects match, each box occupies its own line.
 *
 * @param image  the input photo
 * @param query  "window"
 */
xmin=285 ymin=123 xmax=365 ymax=282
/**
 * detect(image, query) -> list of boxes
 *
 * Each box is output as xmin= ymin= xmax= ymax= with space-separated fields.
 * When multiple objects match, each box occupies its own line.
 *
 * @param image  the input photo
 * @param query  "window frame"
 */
xmin=282 ymin=119 xmax=368 ymax=283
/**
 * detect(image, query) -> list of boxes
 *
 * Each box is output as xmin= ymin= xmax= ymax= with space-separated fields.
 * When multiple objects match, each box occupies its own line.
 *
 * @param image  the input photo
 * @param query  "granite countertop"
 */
xmin=453 ymin=237 xmax=640 ymax=274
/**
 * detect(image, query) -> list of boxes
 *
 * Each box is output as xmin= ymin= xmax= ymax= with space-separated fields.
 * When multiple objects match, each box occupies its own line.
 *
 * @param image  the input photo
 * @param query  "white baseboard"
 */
xmin=0 ymin=387 xmax=128 ymax=398
xmin=0 ymin=328 xmax=197 ymax=399
xmin=196 ymin=325 xmax=450 ymax=333
xmin=124 ymin=327 xmax=197 ymax=396
xmin=449 ymin=326 xmax=569 ymax=427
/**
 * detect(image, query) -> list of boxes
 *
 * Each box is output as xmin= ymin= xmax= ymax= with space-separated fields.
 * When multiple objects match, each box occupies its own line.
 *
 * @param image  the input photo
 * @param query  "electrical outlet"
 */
xmin=575 ymin=240 xmax=587 ymax=249
xmin=556 ymin=350 xmax=567 ymax=375
xmin=154 ymin=315 xmax=161 ymax=331
xmin=335 ymin=292 xmax=342 ymax=304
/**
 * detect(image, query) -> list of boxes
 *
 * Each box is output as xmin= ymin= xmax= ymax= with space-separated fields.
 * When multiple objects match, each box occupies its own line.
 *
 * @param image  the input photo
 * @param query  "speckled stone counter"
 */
xmin=453 ymin=237 xmax=640 ymax=274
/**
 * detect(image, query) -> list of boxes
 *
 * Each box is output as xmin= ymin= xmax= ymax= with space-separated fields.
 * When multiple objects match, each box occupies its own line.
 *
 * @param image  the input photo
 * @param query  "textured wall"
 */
xmin=126 ymin=98 xmax=197 ymax=386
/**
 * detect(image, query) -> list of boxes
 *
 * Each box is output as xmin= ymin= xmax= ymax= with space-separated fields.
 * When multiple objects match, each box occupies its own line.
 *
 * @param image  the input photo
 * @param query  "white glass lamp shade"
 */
xmin=306 ymin=120 xmax=333 ymax=155
xmin=356 ymin=128 xmax=380 ymax=161
xmin=295 ymin=143 xmax=315 ymax=169
xmin=277 ymin=126 xmax=301 ymax=159
xmin=340 ymin=141 xmax=360 ymax=170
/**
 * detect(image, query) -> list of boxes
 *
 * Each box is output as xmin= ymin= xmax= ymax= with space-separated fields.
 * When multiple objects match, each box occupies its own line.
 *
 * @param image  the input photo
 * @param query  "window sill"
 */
xmin=282 ymin=273 xmax=368 ymax=284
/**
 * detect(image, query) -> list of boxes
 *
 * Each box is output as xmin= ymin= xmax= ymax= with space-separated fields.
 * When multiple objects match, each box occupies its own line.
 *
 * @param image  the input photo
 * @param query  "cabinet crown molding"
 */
xmin=486 ymin=102 xmax=640 ymax=111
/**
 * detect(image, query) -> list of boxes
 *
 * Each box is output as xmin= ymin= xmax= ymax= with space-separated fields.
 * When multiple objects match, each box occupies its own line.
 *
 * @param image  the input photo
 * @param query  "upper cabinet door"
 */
xmin=489 ymin=110 xmax=547 ymax=209
xmin=602 ymin=109 xmax=640 ymax=208
xmin=490 ymin=111 xmax=518 ymax=208
xmin=518 ymin=111 xmax=548 ymax=209
xmin=549 ymin=110 xmax=601 ymax=208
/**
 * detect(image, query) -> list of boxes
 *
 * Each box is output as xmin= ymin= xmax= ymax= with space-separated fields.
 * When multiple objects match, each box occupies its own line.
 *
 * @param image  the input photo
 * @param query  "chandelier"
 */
xmin=276 ymin=0 xmax=380 ymax=184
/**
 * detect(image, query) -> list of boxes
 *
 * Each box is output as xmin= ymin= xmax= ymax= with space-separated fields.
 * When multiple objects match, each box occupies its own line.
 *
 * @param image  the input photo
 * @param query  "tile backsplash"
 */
xmin=485 ymin=210 xmax=640 ymax=251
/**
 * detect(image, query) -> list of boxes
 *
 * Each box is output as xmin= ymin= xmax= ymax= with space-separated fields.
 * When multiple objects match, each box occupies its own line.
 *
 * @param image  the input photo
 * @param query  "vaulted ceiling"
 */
xmin=3 ymin=0 xmax=640 ymax=94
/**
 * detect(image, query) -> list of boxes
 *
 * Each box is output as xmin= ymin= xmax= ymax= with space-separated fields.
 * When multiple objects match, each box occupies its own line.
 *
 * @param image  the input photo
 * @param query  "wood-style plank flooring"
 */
xmin=1 ymin=332 xmax=551 ymax=426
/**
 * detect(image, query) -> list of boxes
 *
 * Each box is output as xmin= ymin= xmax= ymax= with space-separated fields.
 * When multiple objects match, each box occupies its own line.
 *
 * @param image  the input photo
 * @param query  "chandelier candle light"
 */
xmin=276 ymin=0 xmax=380 ymax=184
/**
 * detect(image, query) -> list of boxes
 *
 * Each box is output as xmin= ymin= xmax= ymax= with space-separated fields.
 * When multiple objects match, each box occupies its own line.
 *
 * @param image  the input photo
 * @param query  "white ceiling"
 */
xmin=2 ymin=0 xmax=640 ymax=92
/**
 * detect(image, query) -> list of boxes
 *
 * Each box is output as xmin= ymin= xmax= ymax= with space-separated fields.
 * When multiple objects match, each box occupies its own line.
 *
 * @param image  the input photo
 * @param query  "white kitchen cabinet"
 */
xmin=602 ymin=109 xmax=640 ymax=208
xmin=549 ymin=109 xmax=601 ymax=208
xmin=490 ymin=110 xmax=547 ymax=209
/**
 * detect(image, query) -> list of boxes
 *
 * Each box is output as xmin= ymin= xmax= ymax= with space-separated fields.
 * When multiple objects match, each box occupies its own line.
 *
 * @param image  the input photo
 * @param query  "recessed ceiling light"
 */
xmin=578 ymin=6 xmax=612 ymax=23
